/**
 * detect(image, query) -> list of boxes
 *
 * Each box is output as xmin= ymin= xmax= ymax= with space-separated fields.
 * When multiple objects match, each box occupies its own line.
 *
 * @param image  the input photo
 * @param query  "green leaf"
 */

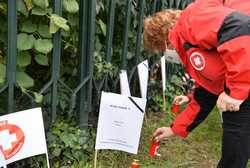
xmin=0 ymin=63 xmax=6 ymax=85
xmin=63 ymin=0 xmax=79 ymax=13
xmin=52 ymin=14 xmax=70 ymax=31
xmin=34 ymin=39 xmax=53 ymax=54
xmin=34 ymin=92 xmax=43 ymax=103
xmin=0 ymin=3 xmax=7 ymax=15
xmin=98 ymin=19 xmax=106 ymax=36
xmin=20 ymin=86 xmax=27 ymax=93
xmin=31 ymin=7 xmax=52 ymax=15
xmin=21 ymin=21 xmax=37 ymax=33
xmin=38 ymin=24 xmax=52 ymax=38
xmin=127 ymin=52 xmax=133 ymax=60
xmin=17 ymin=51 xmax=31 ymax=67
xmin=52 ymin=148 xmax=61 ymax=157
xmin=17 ymin=33 xmax=35 ymax=51
xmin=67 ymin=14 xmax=78 ymax=27
xmin=24 ymin=0 xmax=33 ymax=11
xmin=35 ymin=54 xmax=48 ymax=66
xmin=17 ymin=0 xmax=29 ymax=16
xmin=50 ymin=14 xmax=70 ymax=33
xmin=0 ymin=32 xmax=6 ymax=45
xmin=16 ymin=71 xmax=34 ymax=88
xmin=49 ymin=18 xmax=59 ymax=34
xmin=33 ymin=0 xmax=49 ymax=8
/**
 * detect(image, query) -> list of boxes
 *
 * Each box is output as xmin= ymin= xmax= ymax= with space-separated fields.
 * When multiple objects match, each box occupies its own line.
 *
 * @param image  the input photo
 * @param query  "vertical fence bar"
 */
xmin=156 ymin=0 xmax=163 ymax=11
xmin=51 ymin=0 xmax=62 ymax=121
xmin=7 ymin=0 xmax=17 ymax=113
xmin=134 ymin=0 xmax=145 ymax=65
xmin=151 ymin=0 xmax=157 ymax=14
xmin=104 ymin=0 xmax=116 ymax=90
xmin=78 ymin=0 xmax=96 ymax=131
xmin=121 ymin=0 xmax=132 ymax=69
xmin=78 ymin=0 xmax=88 ymax=128
xmin=84 ymin=0 xmax=96 ymax=124
xmin=105 ymin=0 xmax=116 ymax=62
xmin=130 ymin=0 xmax=145 ymax=94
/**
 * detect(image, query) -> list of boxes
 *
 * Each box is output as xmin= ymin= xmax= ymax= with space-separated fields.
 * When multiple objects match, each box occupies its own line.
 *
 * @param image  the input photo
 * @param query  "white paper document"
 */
xmin=164 ymin=49 xmax=180 ymax=64
xmin=119 ymin=70 xmax=131 ymax=96
xmin=95 ymin=92 xmax=147 ymax=154
xmin=161 ymin=56 xmax=166 ymax=91
xmin=137 ymin=60 xmax=149 ymax=98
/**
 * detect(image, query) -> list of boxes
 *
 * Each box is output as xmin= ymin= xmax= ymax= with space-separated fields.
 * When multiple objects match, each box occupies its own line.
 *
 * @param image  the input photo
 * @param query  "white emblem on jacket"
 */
xmin=190 ymin=52 xmax=205 ymax=71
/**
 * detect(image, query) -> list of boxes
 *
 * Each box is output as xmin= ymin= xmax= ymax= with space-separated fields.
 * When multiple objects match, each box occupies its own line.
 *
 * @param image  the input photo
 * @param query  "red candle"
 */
xmin=149 ymin=139 xmax=160 ymax=158
xmin=130 ymin=160 xmax=140 ymax=168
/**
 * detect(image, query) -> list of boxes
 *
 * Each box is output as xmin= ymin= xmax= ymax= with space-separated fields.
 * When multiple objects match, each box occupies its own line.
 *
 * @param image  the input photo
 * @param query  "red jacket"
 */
xmin=168 ymin=0 xmax=250 ymax=137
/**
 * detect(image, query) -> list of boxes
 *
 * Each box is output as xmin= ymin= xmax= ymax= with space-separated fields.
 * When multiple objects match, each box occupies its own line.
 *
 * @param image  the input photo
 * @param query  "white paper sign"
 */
xmin=161 ymin=56 xmax=166 ymax=91
xmin=164 ymin=49 xmax=180 ymax=64
xmin=0 ymin=108 xmax=49 ymax=166
xmin=119 ymin=70 xmax=131 ymax=96
xmin=95 ymin=92 xmax=146 ymax=154
xmin=137 ymin=60 xmax=149 ymax=98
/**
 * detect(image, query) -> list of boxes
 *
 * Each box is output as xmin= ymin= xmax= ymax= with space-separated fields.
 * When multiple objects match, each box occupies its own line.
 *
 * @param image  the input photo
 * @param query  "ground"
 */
xmin=97 ymin=108 xmax=250 ymax=168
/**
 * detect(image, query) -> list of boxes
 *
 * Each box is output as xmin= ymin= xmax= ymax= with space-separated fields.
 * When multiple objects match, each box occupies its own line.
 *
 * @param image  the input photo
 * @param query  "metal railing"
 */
xmin=1 ymin=0 xmax=191 ymax=134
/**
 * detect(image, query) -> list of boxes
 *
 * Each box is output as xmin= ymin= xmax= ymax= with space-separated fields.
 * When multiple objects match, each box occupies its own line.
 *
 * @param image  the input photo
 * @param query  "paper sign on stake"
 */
xmin=95 ymin=92 xmax=146 ymax=154
xmin=119 ymin=70 xmax=131 ymax=96
xmin=0 ymin=108 xmax=50 ymax=167
xmin=161 ymin=56 xmax=167 ymax=111
xmin=161 ymin=56 xmax=166 ymax=92
xmin=137 ymin=60 xmax=149 ymax=98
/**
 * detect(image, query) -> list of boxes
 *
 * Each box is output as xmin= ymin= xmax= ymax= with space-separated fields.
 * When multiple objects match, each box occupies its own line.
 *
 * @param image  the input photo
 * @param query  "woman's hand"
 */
xmin=217 ymin=92 xmax=243 ymax=112
xmin=173 ymin=95 xmax=189 ymax=105
xmin=153 ymin=127 xmax=175 ymax=141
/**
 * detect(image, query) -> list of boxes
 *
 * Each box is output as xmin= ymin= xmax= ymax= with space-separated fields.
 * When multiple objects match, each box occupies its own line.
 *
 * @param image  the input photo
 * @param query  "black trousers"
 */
xmin=217 ymin=98 xmax=250 ymax=168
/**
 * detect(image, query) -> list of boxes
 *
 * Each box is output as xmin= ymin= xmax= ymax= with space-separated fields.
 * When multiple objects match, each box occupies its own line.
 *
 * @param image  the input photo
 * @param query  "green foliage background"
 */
xmin=0 ymin=0 xmax=193 ymax=167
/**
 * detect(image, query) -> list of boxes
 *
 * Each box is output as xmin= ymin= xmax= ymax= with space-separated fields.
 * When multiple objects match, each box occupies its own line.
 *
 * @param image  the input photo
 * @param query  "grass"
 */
xmin=95 ymin=107 xmax=222 ymax=168
xmin=10 ymin=104 xmax=249 ymax=167
xmin=95 ymin=107 xmax=250 ymax=168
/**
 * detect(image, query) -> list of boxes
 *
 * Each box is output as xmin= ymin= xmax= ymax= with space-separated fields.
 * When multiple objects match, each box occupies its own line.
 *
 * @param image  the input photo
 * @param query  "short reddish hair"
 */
xmin=143 ymin=9 xmax=181 ymax=53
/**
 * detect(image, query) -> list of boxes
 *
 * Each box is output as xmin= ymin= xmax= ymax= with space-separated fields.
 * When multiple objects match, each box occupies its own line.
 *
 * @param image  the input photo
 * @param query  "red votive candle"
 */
xmin=149 ymin=139 xmax=161 ymax=158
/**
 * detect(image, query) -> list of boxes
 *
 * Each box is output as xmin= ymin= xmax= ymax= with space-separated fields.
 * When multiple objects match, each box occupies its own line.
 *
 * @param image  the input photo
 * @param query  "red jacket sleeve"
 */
xmin=217 ymin=12 xmax=250 ymax=100
xmin=171 ymin=86 xmax=218 ymax=138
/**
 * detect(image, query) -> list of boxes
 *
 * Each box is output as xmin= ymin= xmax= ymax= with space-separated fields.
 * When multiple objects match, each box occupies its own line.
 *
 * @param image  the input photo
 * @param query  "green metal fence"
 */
xmin=0 ymin=0 xmax=192 ymax=134
xmin=1 ymin=0 xmax=96 ymax=131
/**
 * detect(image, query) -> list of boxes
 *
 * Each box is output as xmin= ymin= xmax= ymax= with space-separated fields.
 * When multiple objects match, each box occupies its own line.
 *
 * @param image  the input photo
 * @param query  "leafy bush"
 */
xmin=46 ymin=118 xmax=93 ymax=167
xmin=27 ymin=117 xmax=95 ymax=168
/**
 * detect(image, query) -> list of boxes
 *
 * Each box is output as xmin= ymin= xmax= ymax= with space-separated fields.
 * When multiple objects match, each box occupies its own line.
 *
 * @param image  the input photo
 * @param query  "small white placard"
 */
xmin=95 ymin=92 xmax=146 ymax=154
xmin=137 ymin=60 xmax=149 ymax=98
xmin=161 ymin=56 xmax=166 ymax=91
xmin=119 ymin=70 xmax=131 ymax=96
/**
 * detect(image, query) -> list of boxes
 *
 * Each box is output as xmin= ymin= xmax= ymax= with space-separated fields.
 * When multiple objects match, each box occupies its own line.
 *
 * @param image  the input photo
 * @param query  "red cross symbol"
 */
xmin=0 ymin=121 xmax=25 ymax=160
xmin=190 ymin=52 xmax=205 ymax=71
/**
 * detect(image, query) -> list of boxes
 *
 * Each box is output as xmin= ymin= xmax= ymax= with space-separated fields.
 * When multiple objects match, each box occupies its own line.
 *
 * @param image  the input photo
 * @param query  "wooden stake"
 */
xmin=163 ymin=90 xmax=166 ymax=112
xmin=46 ymin=152 xmax=50 ymax=168
xmin=144 ymin=111 xmax=148 ymax=124
xmin=94 ymin=150 xmax=98 ymax=168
